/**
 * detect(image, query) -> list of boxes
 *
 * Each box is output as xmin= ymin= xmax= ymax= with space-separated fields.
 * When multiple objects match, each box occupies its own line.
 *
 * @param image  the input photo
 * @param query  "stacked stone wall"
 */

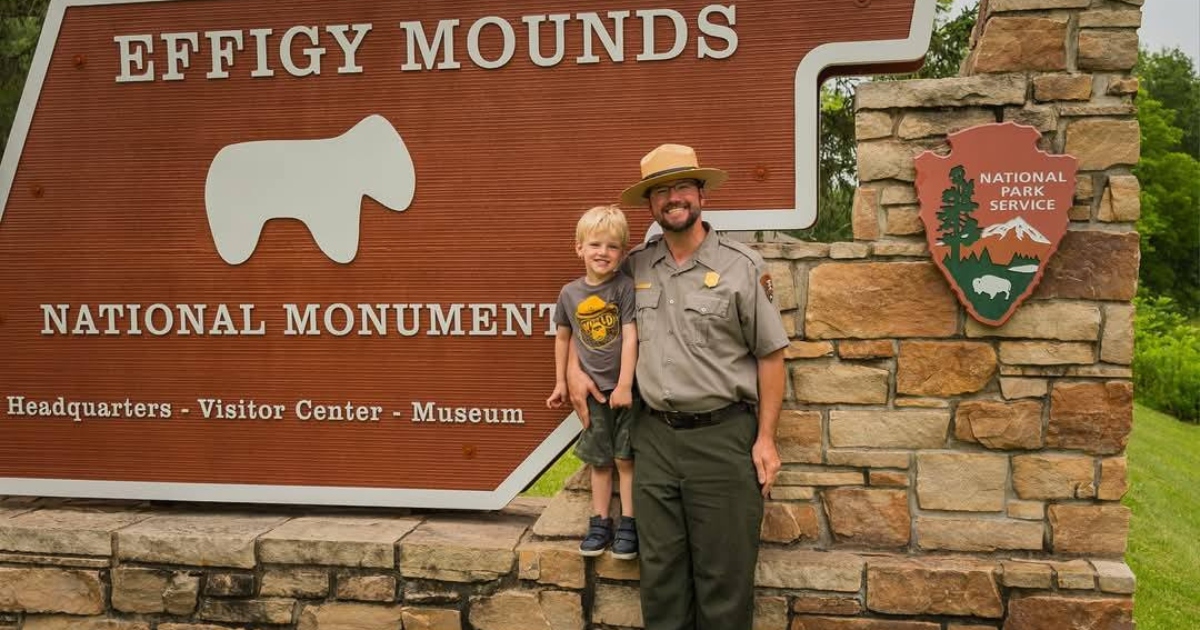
xmin=540 ymin=0 xmax=1141 ymax=626
xmin=0 ymin=490 xmax=1138 ymax=629
xmin=0 ymin=0 xmax=1143 ymax=628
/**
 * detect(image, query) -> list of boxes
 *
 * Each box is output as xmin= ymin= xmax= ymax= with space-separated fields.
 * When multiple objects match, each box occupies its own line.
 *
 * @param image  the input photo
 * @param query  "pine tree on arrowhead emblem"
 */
xmin=937 ymin=165 xmax=981 ymax=271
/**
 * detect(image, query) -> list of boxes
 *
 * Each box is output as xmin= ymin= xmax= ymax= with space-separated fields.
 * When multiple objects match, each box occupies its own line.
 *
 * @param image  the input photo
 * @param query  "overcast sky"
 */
xmin=1139 ymin=0 xmax=1200 ymax=63
xmin=954 ymin=0 xmax=1199 ymax=65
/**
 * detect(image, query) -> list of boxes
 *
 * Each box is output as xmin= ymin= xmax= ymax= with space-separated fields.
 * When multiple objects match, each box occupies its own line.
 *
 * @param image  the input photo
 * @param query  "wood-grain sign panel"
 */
xmin=0 ymin=0 xmax=934 ymax=508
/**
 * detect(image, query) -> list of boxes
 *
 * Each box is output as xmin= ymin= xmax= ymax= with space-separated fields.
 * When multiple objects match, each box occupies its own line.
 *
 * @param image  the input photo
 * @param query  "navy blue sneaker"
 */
xmin=579 ymin=515 xmax=612 ymax=557
xmin=610 ymin=516 xmax=638 ymax=560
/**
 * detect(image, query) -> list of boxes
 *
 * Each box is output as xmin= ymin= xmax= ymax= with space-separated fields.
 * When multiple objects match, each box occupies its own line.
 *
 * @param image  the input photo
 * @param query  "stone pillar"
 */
xmin=538 ymin=0 xmax=1141 ymax=628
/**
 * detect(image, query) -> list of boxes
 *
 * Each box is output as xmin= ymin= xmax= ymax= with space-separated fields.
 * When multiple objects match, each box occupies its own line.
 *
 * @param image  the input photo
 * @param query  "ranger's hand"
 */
xmin=567 ymin=360 xmax=603 ymax=428
xmin=752 ymin=437 xmax=781 ymax=498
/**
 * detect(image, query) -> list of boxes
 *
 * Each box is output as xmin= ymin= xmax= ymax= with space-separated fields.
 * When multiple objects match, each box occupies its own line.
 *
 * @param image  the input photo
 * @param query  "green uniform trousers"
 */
xmin=632 ymin=404 xmax=764 ymax=630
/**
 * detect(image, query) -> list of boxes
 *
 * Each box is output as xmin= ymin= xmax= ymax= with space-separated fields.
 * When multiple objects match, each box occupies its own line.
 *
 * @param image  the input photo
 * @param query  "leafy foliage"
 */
xmin=789 ymin=85 xmax=857 ymax=242
xmin=1134 ymin=51 xmax=1200 ymax=314
xmin=880 ymin=0 xmax=978 ymax=82
xmin=1134 ymin=296 xmax=1200 ymax=423
xmin=795 ymin=0 xmax=977 ymax=242
xmin=1137 ymin=48 xmax=1200 ymax=159
xmin=1 ymin=0 xmax=50 ymax=150
xmin=1132 ymin=48 xmax=1200 ymax=422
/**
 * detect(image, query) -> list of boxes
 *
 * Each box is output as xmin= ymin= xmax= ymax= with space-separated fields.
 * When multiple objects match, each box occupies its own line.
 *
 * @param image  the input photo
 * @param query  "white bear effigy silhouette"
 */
xmin=204 ymin=114 xmax=415 ymax=265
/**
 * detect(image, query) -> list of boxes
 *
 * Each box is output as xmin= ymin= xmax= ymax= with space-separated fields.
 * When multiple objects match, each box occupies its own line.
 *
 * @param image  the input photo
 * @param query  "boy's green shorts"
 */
xmin=575 ymin=393 xmax=639 ymax=467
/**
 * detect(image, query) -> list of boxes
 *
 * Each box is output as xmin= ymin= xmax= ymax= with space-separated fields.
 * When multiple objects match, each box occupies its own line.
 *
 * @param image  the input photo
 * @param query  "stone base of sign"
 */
xmin=0 ymin=493 xmax=1133 ymax=630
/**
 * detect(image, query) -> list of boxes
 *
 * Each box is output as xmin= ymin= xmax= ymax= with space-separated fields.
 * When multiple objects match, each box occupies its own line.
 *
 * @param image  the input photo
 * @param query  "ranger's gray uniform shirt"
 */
xmin=627 ymin=225 xmax=790 ymax=413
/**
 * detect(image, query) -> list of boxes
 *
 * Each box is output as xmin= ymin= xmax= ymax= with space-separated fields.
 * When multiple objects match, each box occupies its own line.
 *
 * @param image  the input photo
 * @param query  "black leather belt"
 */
xmin=649 ymin=402 xmax=753 ymax=430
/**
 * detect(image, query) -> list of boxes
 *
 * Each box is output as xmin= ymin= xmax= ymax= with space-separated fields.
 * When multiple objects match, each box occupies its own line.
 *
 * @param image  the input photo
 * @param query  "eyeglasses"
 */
xmin=647 ymin=180 xmax=701 ymax=200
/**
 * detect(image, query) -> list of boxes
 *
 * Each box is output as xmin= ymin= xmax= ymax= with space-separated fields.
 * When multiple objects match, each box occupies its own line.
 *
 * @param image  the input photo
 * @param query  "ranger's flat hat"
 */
xmin=620 ymin=144 xmax=728 ymax=205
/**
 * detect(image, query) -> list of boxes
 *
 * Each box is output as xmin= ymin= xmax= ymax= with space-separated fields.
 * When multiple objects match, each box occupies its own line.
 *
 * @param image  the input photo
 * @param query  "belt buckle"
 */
xmin=660 ymin=411 xmax=688 ymax=429
xmin=661 ymin=410 xmax=708 ymax=429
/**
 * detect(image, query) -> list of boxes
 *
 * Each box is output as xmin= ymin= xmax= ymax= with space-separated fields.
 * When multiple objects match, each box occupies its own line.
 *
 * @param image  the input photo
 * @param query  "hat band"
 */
xmin=639 ymin=165 xmax=701 ymax=182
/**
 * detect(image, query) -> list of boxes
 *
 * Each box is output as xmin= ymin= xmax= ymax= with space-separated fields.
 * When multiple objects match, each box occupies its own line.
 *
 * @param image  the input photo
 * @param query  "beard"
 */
xmin=657 ymin=201 xmax=701 ymax=233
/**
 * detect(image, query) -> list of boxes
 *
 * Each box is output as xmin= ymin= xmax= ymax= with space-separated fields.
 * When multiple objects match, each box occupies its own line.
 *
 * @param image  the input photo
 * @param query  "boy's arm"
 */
xmin=618 ymin=322 xmax=638 ymax=389
xmin=546 ymin=327 xmax=572 ymax=408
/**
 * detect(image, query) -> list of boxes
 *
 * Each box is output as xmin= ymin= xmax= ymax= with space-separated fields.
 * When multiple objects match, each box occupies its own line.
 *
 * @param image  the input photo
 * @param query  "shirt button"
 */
xmin=669 ymin=299 xmax=675 ymax=304
xmin=701 ymin=307 xmax=708 ymax=313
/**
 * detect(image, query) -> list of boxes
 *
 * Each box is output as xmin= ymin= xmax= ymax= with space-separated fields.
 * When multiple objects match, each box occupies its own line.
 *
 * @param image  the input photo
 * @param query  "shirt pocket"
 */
xmin=635 ymin=288 xmax=661 ymax=342
xmin=683 ymin=293 xmax=730 ymax=346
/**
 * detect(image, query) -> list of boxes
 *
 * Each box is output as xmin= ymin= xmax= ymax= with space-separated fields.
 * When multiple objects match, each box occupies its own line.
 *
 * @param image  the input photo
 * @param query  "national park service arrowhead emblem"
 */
xmin=915 ymin=123 xmax=1078 ymax=326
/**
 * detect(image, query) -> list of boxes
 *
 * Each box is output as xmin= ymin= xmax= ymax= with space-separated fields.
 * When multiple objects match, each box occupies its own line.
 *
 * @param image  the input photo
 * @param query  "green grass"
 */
xmin=524 ymin=448 xmax=584 ymax=497
xmin=1126 ymin=403 xmax=1200 ymax=628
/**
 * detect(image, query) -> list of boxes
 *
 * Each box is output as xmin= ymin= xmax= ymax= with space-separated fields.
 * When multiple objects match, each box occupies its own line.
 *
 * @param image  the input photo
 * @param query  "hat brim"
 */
xmin=619 ymin=167 xmax=729 ymax=206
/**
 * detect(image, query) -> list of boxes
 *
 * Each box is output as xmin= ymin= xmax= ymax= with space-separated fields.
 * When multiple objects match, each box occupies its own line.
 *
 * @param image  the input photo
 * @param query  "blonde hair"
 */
xmin=575 ymin=204 xmax=629 ymax=248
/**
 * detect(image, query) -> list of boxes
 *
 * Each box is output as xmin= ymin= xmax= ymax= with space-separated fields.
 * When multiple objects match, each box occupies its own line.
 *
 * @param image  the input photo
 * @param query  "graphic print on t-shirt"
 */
xmin=575 ymin=295 xmax=620 ymax=350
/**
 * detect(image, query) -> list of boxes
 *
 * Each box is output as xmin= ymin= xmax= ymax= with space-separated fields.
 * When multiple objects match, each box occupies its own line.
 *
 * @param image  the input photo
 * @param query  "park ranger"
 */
xmin=570 ymin=143 xmax=788 ymax=630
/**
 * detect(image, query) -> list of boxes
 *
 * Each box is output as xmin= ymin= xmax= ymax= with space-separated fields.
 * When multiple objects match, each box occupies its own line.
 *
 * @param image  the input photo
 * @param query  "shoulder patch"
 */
xmin=760 ymin=273 xmax=775 ymax=303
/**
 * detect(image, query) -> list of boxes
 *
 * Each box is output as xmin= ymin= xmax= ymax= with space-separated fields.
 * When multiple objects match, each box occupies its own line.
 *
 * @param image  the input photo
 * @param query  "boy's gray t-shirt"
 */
xmin=554 ymin=273 xmax=636 ymax=392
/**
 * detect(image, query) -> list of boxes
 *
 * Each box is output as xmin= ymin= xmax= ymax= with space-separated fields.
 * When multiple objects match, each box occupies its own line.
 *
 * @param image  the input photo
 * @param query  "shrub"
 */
xmin=1134 ymin=295 xmax=1200 ymax=422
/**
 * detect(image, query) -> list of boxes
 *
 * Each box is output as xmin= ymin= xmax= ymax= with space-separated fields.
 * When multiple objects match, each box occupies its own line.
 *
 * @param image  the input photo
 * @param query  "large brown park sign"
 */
xmin=0 ymin=0 xmax=937 ymax=508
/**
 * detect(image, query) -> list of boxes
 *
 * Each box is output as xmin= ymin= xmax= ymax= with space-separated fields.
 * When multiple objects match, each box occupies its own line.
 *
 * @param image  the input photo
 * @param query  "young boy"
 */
xmin=546 ymin=204 xmax=639 ymax=560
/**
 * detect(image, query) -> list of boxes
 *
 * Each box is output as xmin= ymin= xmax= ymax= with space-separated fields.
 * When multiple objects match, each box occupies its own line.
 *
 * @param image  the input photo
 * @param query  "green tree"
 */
xmin=795 ymin=82 xmax=857 ymax=242
xmin=1 ymin=0 xmax=50 ymax=150
xmin=1134 ymin=295 xmax=1200 ymax=422
xmin=1135 ymin=74 xmax=1200 ymax=313
xmin=797 ymin=0 xmax=977 ymax=242
xmin=936 ymin=165 xmax=981 ymax=265
xmin=1137 ymin=48 xmax=1200 ymax=159
xmin=888 ymin=0 xmax=978 ymax=82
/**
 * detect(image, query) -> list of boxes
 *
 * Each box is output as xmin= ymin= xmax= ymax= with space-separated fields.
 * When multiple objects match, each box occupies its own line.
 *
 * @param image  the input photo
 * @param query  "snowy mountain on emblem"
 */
xmin=980 ymin=217 xmax=1050 ymax=244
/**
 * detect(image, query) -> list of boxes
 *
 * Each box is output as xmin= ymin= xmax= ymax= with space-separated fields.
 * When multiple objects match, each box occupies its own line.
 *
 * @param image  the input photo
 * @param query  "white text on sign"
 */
xmin=113 ymin=5 xmax=738 ymax=82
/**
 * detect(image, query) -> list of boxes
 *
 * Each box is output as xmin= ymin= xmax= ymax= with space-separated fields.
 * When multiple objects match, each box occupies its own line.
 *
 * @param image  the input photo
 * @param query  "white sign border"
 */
xmin=0 ymin=411 xmax=584 ymax=510
xmin=0 ymin=0 xmax=936 ymax=508
xmin=708 ymin=0 xmax=937 ymax=232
